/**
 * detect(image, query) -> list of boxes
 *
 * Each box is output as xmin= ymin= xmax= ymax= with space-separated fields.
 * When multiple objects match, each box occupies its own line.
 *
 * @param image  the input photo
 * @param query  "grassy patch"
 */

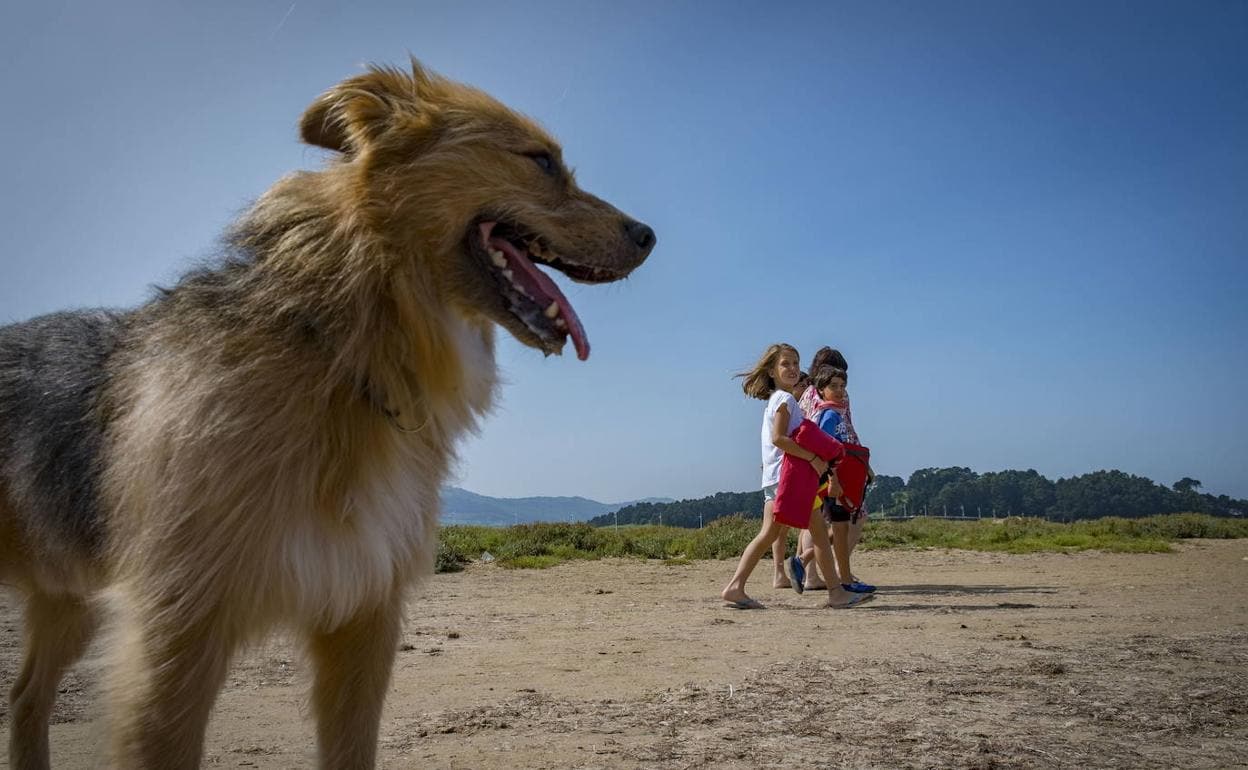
xmin=433 ymin=513 xmax=1246 ymax=572
xmin=859 ymin=517 xmax=1179 ymax=554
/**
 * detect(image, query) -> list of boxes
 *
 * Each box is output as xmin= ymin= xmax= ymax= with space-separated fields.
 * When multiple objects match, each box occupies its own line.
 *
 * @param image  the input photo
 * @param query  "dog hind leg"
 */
xmin=307 ymin=593 xmax=402 ymax=770
xmin=8 ymin=591 xmax=95 ymax=770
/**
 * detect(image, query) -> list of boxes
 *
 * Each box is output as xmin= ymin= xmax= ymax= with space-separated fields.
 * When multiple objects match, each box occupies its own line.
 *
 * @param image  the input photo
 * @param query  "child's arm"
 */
xmin=772 ymin=404 xmax=828 ymax=476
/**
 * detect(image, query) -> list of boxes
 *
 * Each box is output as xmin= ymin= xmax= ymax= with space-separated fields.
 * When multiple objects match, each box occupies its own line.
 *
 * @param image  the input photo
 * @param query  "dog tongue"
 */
xmin=481 ymin=225 xmax=589 ymax=360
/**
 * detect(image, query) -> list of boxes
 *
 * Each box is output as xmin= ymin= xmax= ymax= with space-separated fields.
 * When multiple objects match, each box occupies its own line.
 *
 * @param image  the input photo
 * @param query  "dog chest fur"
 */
xmin=279 ymin=313 xmax=496 ymax=628
xmin=100 ymin=307 xmax=497 ymax=631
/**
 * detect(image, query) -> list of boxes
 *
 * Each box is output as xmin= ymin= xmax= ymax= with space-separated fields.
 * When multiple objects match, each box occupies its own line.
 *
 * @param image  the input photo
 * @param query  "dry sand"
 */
xmin=2 ymin=539 xmax=1246 ymax=768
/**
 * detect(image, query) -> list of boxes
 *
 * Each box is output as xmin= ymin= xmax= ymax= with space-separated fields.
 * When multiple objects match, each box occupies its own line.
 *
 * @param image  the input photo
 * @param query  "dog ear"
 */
xmin=300 ymin=64 xmax=429 ymax=154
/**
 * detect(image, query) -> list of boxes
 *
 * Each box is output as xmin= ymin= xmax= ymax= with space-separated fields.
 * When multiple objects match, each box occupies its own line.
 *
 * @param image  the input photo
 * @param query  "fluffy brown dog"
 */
xmin=0 ymin=59 xmax=653 ymax=768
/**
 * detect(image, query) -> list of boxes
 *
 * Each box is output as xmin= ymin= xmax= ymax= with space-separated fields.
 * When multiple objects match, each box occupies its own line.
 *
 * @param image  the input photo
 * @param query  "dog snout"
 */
xmin=623 ymin=219 xmax=656 ymax=256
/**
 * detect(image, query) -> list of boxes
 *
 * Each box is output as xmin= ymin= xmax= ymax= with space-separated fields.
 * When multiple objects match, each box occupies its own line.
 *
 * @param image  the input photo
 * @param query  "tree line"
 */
xmin=587 ymin=468 xmax=1246 ymax=528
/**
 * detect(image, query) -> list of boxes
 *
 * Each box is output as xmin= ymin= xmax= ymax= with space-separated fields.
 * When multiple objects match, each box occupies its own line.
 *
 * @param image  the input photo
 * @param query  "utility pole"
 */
xmin=614 ymin=510 xmax=618 ymax=528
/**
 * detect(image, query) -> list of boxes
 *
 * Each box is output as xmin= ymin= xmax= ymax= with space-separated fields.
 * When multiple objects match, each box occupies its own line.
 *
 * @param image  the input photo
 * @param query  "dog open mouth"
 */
xmin=478 ymin=220 xmax=620 ymax=361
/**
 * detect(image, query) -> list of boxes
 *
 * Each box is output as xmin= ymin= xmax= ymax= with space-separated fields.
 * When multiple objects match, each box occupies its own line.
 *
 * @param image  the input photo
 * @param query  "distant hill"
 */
xmin=588 ymin=490 xmax=764 ymax=528
xmin=589 ymin=481 xmax=911 ymax=528
xmin=587 ymin=468 xmax=1248 ymax=528
xmin=439 ymin=486 xmax=672 ymax=527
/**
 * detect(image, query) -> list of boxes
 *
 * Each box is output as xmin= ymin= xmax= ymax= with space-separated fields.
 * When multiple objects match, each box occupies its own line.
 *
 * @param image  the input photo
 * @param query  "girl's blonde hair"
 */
xmin=736 ymin=343 xmax=799 ymax=400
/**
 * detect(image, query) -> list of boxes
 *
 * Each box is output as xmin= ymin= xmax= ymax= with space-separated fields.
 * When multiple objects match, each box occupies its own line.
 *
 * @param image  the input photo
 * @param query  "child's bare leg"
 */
xmin=797 ymin=530 xmax=827 ymax=589
xmin=799 ymin=529 xmax=827 ymax=586
xmin=798 ymin=529 xmax=815 ymax=567
xmin=768 ymin=502 xmax=790 ymax=587
xmin=807 ymin=514 xmax=859 ymax=607
xmin=722 ymin=516 xmax=786 ymax=605
xmin=830 ymin=520 xmax=853 ymax=585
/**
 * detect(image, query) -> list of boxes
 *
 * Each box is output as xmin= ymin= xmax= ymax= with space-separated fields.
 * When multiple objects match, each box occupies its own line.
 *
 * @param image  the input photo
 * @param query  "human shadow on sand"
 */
xmin=873 ymin=584 xmax=1058 ymax=596
xmin=851 ymin=601 xmax=1043 ymax=613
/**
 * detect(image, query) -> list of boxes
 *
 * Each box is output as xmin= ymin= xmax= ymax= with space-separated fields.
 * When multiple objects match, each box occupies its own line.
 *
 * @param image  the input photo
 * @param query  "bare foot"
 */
xmin=804 ymin=582 xmax=827 ymax=591
xmin=773 ymin=578 xmax=792 ymax=589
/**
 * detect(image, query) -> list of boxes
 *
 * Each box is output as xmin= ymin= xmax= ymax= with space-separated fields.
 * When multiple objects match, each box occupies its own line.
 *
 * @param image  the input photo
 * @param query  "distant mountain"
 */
xmin=439 ymin=486 xmax=673 ymax=527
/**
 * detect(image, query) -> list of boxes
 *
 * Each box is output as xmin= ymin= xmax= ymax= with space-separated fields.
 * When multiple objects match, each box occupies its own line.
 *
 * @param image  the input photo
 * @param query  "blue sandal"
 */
xmin=787 ymin=556 xmax=806 ymax=594
xmin=842 ymin=581 xmax=876 ymax=593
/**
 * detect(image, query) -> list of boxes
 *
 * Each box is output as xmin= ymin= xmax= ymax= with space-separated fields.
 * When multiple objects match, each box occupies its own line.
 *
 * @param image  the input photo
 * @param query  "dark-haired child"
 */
xmin=795 ymin=364 xmax=876 ymax=593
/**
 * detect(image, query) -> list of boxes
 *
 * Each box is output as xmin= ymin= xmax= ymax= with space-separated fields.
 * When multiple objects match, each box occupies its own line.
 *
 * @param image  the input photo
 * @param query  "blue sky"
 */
xmin=2 ymin=1 xmax=1245 ymax=503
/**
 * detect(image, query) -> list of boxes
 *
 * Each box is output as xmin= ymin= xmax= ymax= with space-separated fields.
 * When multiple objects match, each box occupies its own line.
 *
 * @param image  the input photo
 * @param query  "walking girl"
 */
xmin=720 ymin=344 xmax=872 ymax=609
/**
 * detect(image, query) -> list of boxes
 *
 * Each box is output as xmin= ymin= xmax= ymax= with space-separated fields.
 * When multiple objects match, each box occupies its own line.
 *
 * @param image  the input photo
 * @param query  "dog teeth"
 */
xmin=501 ymin=269 xmax=513 ymax=280
xmin=489 ymin=249 xmax=507 ymax=268
xmin=554 ymin=318 xmax=567 ymax=330
xmin=543 ymin=302 xmax=559 ymax=319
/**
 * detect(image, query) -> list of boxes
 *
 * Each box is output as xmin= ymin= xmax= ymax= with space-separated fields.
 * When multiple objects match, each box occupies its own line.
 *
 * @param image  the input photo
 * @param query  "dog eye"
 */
xmin=529 ymin=153 xmax=557 ymax=176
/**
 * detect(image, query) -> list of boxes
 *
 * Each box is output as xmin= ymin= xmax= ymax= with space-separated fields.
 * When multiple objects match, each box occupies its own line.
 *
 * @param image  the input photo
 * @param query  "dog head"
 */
xmin=299 ymin=59 xmax=655 ymax=360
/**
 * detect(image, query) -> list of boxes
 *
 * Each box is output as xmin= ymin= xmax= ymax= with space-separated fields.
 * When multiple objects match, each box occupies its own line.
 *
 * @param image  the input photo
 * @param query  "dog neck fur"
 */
xmin=238 ymin=166 xmax=499 ymax=424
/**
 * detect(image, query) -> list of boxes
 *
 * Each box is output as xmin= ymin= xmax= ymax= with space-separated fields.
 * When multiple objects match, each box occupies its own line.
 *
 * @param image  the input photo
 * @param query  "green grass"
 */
xmin=433 ymin=512 xmax=1248 ymax=572
xmin=858 ymin=517 xmax=1178 ymax=554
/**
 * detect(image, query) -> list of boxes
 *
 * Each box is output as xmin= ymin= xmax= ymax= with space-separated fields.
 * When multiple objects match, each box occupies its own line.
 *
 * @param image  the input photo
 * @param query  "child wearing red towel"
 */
xmin=719 ymin=344 xmax=872 ymax=610
xmin=795 ymin=359 xmax=877 ymax=593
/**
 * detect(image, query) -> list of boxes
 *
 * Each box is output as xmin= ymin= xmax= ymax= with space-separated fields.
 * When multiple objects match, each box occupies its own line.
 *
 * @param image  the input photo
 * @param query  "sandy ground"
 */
xmin=2 ymin=539 xmax=1246 ymax=769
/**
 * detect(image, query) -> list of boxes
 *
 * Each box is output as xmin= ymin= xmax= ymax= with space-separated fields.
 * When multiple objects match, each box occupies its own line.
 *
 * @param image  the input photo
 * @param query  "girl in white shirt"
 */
xmin=720 ymin=344 xmax=870 ymax=609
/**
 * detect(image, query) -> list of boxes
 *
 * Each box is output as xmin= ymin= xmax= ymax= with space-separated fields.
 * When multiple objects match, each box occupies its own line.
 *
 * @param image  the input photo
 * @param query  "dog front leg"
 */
xmin=9 ymin=591 xmax=95 ymax=770
xmin=105 ymin=594 xmax=237 ymax=769
xmin=306 ymin=593 xmax=402 ymax=770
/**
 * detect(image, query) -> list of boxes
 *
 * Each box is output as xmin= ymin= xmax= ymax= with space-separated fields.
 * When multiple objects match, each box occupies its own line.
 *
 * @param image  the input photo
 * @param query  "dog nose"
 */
xmin=624 ymin=219 xmax=656 ymax=254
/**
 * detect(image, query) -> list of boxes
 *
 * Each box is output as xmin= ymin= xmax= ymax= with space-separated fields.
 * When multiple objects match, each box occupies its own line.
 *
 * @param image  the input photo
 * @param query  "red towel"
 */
xmin=832 ymin=444 xmax=871 ymax=514
xmin=773 ymin=420 xmax=844 ymax=528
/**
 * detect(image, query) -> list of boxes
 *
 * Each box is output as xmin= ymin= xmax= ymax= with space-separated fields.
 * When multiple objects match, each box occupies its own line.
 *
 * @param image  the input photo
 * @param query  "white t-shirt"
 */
xmin=760 ymin=390 xmax=804 ymax=488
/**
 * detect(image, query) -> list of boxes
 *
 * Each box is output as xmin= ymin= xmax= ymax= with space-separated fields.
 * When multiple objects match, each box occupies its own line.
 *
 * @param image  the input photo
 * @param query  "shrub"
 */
xmin=686 ymin=515 xmax=759 ymax=559
xmin=434 ymin=538 xmax=466 ymax=573
xmin=432 ymin=512 xmax=1242 ymax=571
